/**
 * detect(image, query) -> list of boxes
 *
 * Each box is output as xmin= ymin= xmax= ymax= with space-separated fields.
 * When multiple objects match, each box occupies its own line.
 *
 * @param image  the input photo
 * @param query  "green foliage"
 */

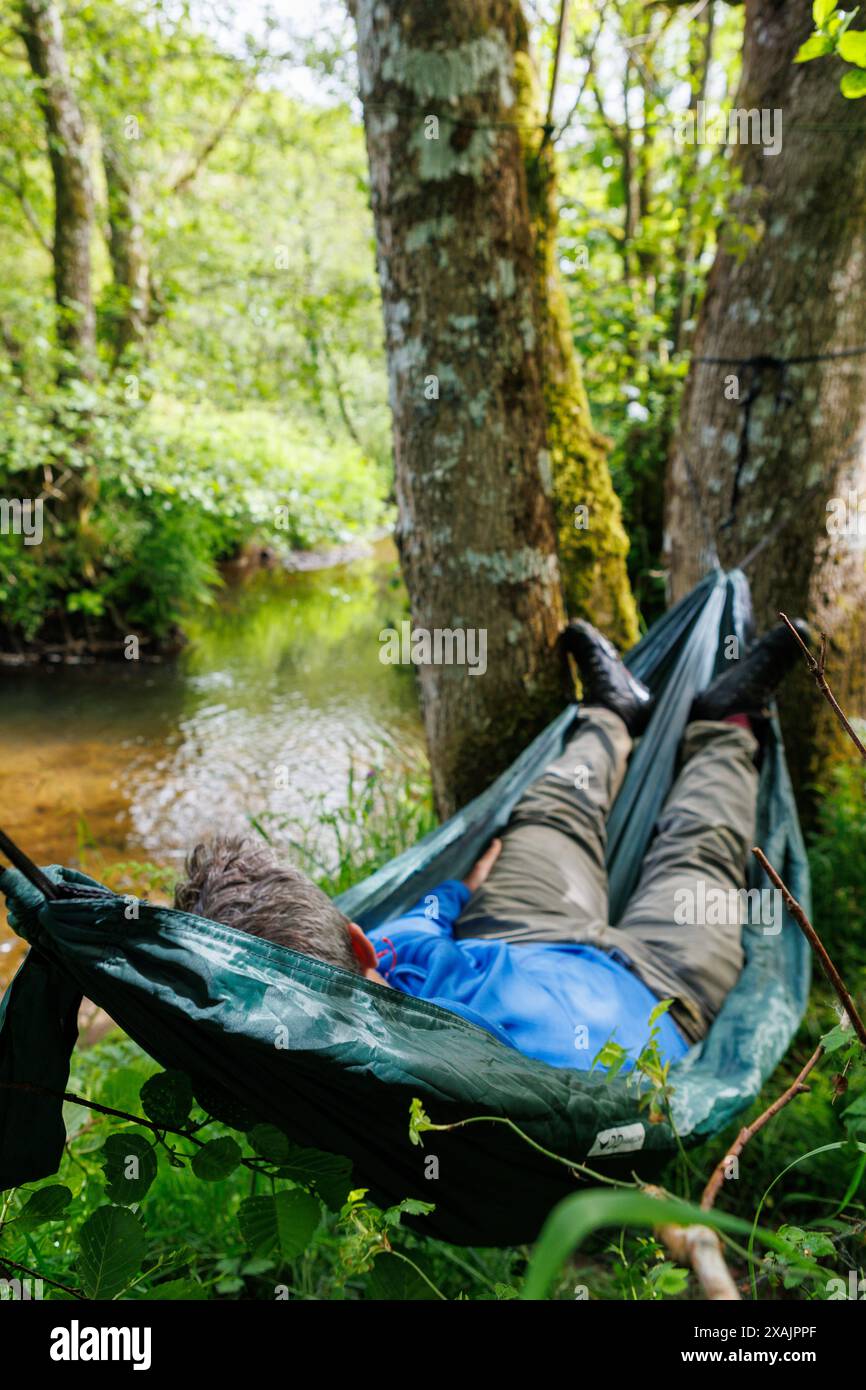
xmin=139 ymin=1069 xmax=193 ymax=1129
xmin=77 ymin=1204 xmax=147 ymax=1299
xmin=3 ymin=749 xmax=865 ymax=1302
xmin=591 ymin=997 xmax=677 ymax=1123
xmin=101 ymin=1134 xmax=158 ymax=1203
xmin=795 ymin=4 xmax=866 ymax=96
xmin=554 ymin=1 xmax=744 ymax=622
xmin=522 ymin=1188 xmax=823 ymax=1301
xmin=0 ymin=0 xmax=390 ymax=650
xmin=191 ymin=1139 xmax=243 ymax=1184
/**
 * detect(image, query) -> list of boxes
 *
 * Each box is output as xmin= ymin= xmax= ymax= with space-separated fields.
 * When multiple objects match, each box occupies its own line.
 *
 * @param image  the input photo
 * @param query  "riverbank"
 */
xmin=0 ymin=526 xmax=395 ymax=666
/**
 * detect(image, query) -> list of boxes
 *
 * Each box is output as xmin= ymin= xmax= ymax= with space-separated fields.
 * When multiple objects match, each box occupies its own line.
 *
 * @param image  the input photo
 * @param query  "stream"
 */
xmin=0 ymin=540 xmax=425 ymax=989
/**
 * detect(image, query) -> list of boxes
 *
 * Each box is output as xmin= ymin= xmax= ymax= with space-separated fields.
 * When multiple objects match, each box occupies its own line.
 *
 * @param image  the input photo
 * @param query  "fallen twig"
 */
xmin=700 ymin=1043 xmax=824 ymax=1211
xmin=644 ymin=1184 xmax=740 ymax=1299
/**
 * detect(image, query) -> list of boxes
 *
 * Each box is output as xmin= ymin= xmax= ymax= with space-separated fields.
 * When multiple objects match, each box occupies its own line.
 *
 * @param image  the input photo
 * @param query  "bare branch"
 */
xmin=550 ymin=1 xmax=608 ymax=146
xmin=701 ymin=1043 xmax=824 ymax=1211
xmin=753 ymin=846 xmax=866 ymax=1047
xmin=542 ymin=0 xmax=570 ymax=146
xmin=779 ymin=611 xmax=866 ymax=763
xmin=169 ymin=66 xmax=260 ymax=196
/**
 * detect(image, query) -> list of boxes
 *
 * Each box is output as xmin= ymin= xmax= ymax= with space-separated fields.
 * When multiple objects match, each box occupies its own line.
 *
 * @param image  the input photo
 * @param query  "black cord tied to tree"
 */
xmin=691 ymin=344 xmax=866 ymax=535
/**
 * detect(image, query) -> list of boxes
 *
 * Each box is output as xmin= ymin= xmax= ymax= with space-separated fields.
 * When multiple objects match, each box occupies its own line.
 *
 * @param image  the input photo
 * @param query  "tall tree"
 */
xmin=353 ymin=0 xmax=636 ymax=815
xmin=18 ymin=0 xmax=95 ymax=378
xmin=666 ymin=0 xmax=866 ymax=793
xmin=102 ymin=136 xmax=151 ymax=360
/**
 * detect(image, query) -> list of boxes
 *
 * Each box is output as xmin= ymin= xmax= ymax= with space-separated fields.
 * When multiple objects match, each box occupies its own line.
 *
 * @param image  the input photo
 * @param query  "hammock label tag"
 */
xmin=587 ymin=1122 xmax=645 ymax=1158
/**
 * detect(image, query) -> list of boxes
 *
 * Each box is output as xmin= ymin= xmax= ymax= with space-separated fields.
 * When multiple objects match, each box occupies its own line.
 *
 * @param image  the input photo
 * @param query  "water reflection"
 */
xmin=0 ymin=543 xmax=424 ymax=985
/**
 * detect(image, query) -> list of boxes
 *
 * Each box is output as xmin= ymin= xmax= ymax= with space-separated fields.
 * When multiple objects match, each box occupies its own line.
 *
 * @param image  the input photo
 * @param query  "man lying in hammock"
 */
xmin=175 ymin=619 xmax=805 ymax=1073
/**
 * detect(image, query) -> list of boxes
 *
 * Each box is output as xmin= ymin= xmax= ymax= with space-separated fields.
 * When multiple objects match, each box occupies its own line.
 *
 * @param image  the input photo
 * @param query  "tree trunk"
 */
xmin=523 ymin=110 xmax=639 ymax=646
xmin=666 ymin=0 xmax=866 ymax=796
xmin=354 ymin=0 xmax=573 ymax=816
xmin=19 ymin=0 xmax=96 ymax=378
xmin=102 ymin=138 xmax=151 ymax=360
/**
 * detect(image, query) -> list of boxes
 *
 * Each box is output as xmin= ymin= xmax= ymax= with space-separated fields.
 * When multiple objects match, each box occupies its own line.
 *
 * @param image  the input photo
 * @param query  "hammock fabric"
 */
xmin=0 ymin=568 xmax=810 ymax=1246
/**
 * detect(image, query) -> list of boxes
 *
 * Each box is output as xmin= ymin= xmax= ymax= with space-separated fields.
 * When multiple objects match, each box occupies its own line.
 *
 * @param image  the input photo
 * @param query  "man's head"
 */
xmin=173 ymin=836 xmax=383 ymax=980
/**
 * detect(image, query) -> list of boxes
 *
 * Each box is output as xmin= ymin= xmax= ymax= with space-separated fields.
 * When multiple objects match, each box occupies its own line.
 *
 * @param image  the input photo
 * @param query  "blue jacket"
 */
xmin=366 ymin=880 xmax=688 ymax=1071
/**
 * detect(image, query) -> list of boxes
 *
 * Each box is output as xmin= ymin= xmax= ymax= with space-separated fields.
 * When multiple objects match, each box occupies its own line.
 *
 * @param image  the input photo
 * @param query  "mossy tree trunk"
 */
xmin=522 ymin=86 xmax=639 ymax=646
xmin=19 ymin=0 xmax=96 ymax=380
xmin=353 ymin=0 xmax=637 ymax=815
xmin=666 ymin=0 xmax=866 ymax=796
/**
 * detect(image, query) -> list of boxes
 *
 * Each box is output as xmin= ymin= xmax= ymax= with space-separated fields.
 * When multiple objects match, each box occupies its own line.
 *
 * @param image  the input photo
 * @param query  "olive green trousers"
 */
xmin=454 ymin=706 xmax=759 ymax=1044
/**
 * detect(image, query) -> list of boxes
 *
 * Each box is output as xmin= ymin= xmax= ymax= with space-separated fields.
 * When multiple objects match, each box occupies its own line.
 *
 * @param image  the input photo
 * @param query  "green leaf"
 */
xmin=193 ymin=1082 xmax=258 ymax=1131
xmin=592 ymin=1038 xmax=628 ymax=1080
xmin=647 ymin=997 xmax=674 ymax=1026
xmin=839 ymin=28 xmax=866 ymax=62
xmin=795 ymin=32 xmax=836 ymax=60
xmin=408 ymin=1097 xmax=432 ymax=1147
xmin=841 ymin=66 xmax=866 ymax=94
xmin=14 ymin=1185 xmax=72 ymax=1231
xmin=77 ymin=1205 xmax=146 ymax=1300
xmin=191 ymin=1137 xmax=242 ymax=1182
xmin=382 ymin=1196 xmax=435 ymax=1227
xmin=247 ymin=1123 xmax=292 ymax=1163
xmin=814 ymin=0 xmax=838 ymax=24
xmin=778 ymin=1225 xmax=836 ymax=1259
xmin=275 ymin=1145 xmax=353 ymax=1210
xmin=98 ymin=1064 xmax=156 ymax=1117
xmin=141 ymin=1278 xmax=207 ymax=1300
xmin=366 ymin=1253 xmax=437 ymax=1300
xmin=820 ymin=1023 xmax=854 ymax=1053
xmin=139 ymin=1070 xmax=192 ymax=1129
xmin=238 ymin=1190 xmax=321 ymax=1259
xmin=748 ymin=1140 xmax=866 ymax=1298
xmin=647 ymin=1260 xmax=690 ymax=1297
xmin=101 ymin=1133 xmax=158 ymax=1203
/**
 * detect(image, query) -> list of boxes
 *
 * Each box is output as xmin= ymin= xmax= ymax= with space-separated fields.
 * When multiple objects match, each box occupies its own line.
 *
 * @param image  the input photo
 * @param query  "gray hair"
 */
xmin=173 ymin=835 xmax=360 ymax=973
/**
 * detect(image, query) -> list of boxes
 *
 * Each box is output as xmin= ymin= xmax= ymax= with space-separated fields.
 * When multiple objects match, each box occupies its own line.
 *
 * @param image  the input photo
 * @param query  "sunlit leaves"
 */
xmin=838 ymin=29 xmax=866 ymax=63
xmin=813 ymin=0 xmax=838 ymax=25
xmin=795 ymin=33 xmax=836 ymax=61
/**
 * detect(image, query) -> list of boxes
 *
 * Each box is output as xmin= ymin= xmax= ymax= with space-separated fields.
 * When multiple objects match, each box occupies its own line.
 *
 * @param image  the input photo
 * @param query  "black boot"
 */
xmin=690 ymin=620 xmax=810 ymax=722
xmin=563 ymin=619 xmax=655 ymax=736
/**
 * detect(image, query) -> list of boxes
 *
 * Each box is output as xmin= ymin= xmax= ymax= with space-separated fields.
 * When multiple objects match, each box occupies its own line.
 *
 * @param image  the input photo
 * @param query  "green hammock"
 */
xmin=0 ymin=568 xmax=810 ymax=1246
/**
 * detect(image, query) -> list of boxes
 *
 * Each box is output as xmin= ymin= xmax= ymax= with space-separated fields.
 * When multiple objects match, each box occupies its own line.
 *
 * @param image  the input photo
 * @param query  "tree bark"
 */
xmin=665 ymin=0 xmax=866 ymax=794
xmin=522 ymin=78 xmax=639 ymax=646
xmin=354 ymin=0 xmax=573 ymax=816
xmin=19 ymin=0 xmax=96 ymax=378
xmin=102 ymin=138 xmax=151 ymax=360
